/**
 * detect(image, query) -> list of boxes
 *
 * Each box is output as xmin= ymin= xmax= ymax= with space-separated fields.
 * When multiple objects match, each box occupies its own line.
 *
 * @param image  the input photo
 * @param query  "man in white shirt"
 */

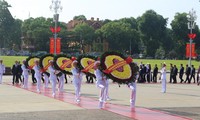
xmin=21 ymin=60 xmax=29 ymax=88
xmin=71 ymin=60 xmax=83 ymax=103
xmin=94 ymin=61 xmax=107 ymax=108
xmin=48 ymin=60 xmax=59 ymax=97
xmin=33 ymin=60 xmax=42 ymax=93
xmin=0 ymin=60 xmax=5 ymax=84
xmin=160 ymin=63 xmax=167 ymax=93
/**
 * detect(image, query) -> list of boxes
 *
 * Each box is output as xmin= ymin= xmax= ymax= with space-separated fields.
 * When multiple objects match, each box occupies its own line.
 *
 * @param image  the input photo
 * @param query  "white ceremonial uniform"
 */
xmin=160 ymin=66 xmax=167 ymax=93
xmin=0 ymin=63 xmax=5 ymax=84
xmin=94 ymin=69 xmax=107 ymax=108
xmin=21 ymin=64 xmax=29 ymax=88
xmin=33 ymin=65 xmax=42 ymax=92
xmin=105 ymin=78 xmax=110 ymax=100
xmin=43 ymin=73 xmax=49 ymax=88
xmin=58 ymin=73 xmax=65 ymax=92
xmin=71 ymin=67 xmax=83 ymax=102
xmin=48 ymin=66 xmax=57 ymax=97
xmin=129 ymin=82 xmax=136 ymax=108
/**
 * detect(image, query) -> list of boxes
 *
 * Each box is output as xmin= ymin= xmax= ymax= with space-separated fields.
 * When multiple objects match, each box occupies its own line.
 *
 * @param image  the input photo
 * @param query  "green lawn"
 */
xmin=0 ymin=56 xmax=28 ymax=68
xmin=0 ymin=56 xmax=199 ymax=70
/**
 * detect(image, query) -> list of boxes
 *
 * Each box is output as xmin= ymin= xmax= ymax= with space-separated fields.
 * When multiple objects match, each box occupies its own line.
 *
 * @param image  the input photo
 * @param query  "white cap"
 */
xmin=94 ymin=61 xmax=100 ymax=66
xmin=72 ymin=60 xmax=78 ymax=64
xmin=49 ymin=60 xmax=53 ymax=63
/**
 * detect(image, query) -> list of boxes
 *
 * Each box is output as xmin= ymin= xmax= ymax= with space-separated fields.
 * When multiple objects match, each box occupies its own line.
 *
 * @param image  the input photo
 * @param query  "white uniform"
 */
xmin=0 ymin=63 xmax=5 ymax=84
xmin=160 ymin=66 xmax=167 ymax=93
xmin=71 ymin=67 xmax=83 ymax=102
xmin=58 ymin=73 xmax=65 ymax=92
xmin=33 ymin=65 xmax=42 ymax=92
xmin=43 ymin=73 xmax=49 ymax=88
xmin=94 ymin=69 xmax=107 ymax=108
xmin=48 ymin=66 xmax=57 ymax=97
xmin=105 ymin=78 xmax=110 ymax=100
xmin=21 ymin=64 xmax=29 ymax=88
xmin=129 ymin=82 xmax=136 ymax=108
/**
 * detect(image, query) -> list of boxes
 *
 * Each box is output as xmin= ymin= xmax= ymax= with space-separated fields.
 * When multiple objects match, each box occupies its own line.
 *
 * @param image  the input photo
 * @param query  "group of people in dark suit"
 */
xmin=138 ymin=62 xmax=200 ymax=85
xmin=11 ymin=61 xmax=23 ymax=85
xmin=138 ymin=63 xmax=158 ymax=83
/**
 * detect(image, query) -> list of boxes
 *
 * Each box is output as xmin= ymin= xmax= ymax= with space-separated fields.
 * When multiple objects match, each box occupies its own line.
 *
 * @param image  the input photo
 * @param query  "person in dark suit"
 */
xmin=31 ymin=69 xmax=37 ymax=83
xmin=142 ymin=64 xmax=147 ymax=82
xmin=179 ymin=64 xmax=184 ymax=83
xmin=153 ymin=64 xmax=158 ymax=83
xmin=185 ymin=64 xmax=191 ymax=83
xmin=12 ymin=61 xmax=19 ymax=85
xmin=169 ymin=63 xmax=173 ymax=83
xmin=17 ymin=61 xmax=23 ymax=84
xmin=172 ymin=65 xmax=178 ymax=83
xmin=197 ymin=66 xmax=200 ymax=84
xmin=190 ymin=65 xmax=196 ymax=83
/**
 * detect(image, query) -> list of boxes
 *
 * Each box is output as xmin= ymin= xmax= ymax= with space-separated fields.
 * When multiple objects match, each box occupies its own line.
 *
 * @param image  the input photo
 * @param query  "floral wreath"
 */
xmin=54 ymin=54 xmax=75 ymax=75
xmin=77 ymin=54 xmax=98 ymax=78
xmin=25 ymin=56 xmax=40 ymax=69
xmin=100 ymin=51 xmax=138 ymax=84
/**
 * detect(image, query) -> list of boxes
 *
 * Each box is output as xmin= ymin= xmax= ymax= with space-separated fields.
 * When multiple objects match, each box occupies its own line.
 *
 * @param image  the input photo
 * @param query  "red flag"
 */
xmin=188 ymin=33 xmax=196 ymax=39
xmin=186 ymin=43 xmax=197 ymax=58
xmin=56 ymin=38 xmax=61 ymax=54
xmin=50 ymin=38 xmax=54 ymax=54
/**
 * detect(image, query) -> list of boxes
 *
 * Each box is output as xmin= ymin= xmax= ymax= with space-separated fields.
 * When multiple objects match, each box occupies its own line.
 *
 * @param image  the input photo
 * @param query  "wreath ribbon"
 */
xmin=103 ymin=56 xmax=132 ymax=74
xmin=81 ymin=62 xmax=95 ymax=73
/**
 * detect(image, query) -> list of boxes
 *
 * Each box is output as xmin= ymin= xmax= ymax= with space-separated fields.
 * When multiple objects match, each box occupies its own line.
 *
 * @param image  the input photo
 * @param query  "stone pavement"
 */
xmin=0 ymin=75 xmax=200 ymax=120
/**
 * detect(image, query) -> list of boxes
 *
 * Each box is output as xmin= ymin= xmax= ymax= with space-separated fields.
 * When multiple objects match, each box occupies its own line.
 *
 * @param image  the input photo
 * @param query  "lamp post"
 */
xmin=50 ymin=0 xmax=62 ymax=55
xmin=187 ymin=9 xmax=197 ymax=67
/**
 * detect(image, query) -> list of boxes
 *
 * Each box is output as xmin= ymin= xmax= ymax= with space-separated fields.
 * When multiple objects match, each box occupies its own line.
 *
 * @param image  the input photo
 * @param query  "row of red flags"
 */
xmin=50 ymin=37 xmax=61 ymax=54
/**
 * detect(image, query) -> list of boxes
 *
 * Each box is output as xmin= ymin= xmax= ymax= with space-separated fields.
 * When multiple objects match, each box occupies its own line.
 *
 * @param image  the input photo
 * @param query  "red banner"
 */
xmin=50 ymin=38 xmax=54 ymax=54
xmin=56 ymin=38 xmax=61 ymax=54
xmin=186 ymin=43 xmax=197 ymax=58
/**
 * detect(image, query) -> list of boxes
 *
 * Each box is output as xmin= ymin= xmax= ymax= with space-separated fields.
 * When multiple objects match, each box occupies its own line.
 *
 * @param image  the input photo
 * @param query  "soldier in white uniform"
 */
xmin=0 ymin=60 xmax=5 ymax=84
xmin=105 ymin=78 xmax=111 ymax=101
xmin=160 ymin=63 xmax=167 ymax=93
xmin=71 ymin=60 xmax=83 ymax=103
xmin=58 ymin=72 xmax=65 ymax=92
xmin=33 ymin=60 xmax=42 ymax=93
xmin=21 ymin=60 xmax=29 ymax=88
xmin=42 ymin=72 xmax=49 ymax=88
xmin=94 ymin=61 xmax=107 ymax=108
xmin=48 ymin=60 xmax=59 ymax=97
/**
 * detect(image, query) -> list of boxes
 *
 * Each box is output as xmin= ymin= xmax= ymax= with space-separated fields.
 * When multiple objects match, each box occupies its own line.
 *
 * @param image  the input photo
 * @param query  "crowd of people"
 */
xmin=138 ymin=62 xmax=200 ymax=86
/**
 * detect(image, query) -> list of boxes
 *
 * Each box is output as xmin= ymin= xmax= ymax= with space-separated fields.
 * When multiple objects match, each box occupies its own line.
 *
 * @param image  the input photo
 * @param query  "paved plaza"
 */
xmin=0 ymin=75 xmax=200 ymax=120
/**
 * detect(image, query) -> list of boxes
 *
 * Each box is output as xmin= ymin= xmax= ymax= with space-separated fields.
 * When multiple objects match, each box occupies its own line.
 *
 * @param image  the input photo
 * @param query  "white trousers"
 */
xmin=23 ymin=75 xmax=29 ymax=88
xmin=129 ymin=82 xmax=136 ymax=108
xmin=105 ymin=80 xmax=110 ymax=99
xmin=58 ymin=77 xmax=64 ymax=92
xmin=35 ymin=76 xmax=41 ymax=91
xmin=50 ymin=78 xmax=57 ymax=95
xmin=73 ymin=81 xmax=81 ymax=100
xmin=43 ymin=75 xmax=49 ymax=88
xmin=161 ymin=79 xmax=166 ymax=93
xmin=0 ymin=73 xmax=3 ymax=84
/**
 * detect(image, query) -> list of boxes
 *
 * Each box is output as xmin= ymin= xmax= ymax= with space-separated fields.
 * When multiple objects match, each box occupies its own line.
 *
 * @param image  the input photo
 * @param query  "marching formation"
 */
xmin=0 ymin=51 xmax=139 ymax=109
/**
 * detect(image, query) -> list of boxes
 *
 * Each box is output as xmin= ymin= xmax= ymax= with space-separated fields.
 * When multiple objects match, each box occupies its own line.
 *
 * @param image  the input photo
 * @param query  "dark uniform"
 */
xmin=172 ymin=65 xmax=178 ymax=83
xmin=185 ymin=65 xmax=191 ymax=83
xmin=190 ymin=65 xmax=195 ymax=83
xmin=179 ymin=64 xmax=184 ymax=83
xmin=153 ymin=64 xmax=158 ymax=83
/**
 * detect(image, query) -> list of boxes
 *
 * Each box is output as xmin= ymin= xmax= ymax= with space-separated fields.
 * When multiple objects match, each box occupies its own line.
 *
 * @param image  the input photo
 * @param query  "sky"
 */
xmin=5 ymin=0 xmax=200 ymax=28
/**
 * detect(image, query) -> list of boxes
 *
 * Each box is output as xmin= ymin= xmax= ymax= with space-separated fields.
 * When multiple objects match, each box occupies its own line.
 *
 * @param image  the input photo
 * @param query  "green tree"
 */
xmin=170 ymin=12 xmax=199 ymax=59
xmin=73 ymin=15 xmax=86 ymax=21
xmin=138 ymin=10 xmax=167 ymax=57
xmin=97 ymin=21 xmax=140 ymax=53
xmin=0 ymin=0 xmax=15 ymax=48
xmin=73 ymin=23 xmax=95 ymax=53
